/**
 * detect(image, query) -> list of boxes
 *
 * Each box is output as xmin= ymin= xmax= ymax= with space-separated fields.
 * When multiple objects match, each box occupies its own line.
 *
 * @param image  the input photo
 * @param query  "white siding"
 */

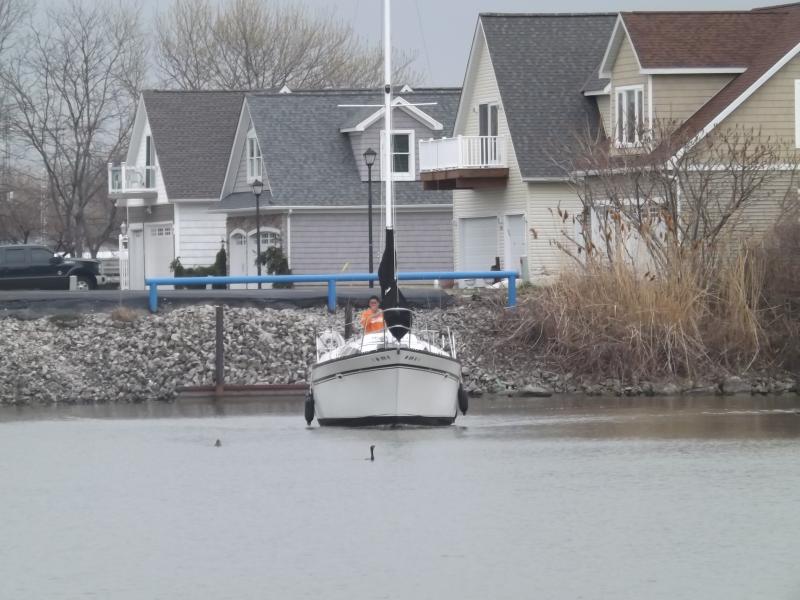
xmin=452 ymin=30 xmax=529 ymax=273
xmin=134 ymin=120 xmax=169 ymax=204
xmin=175 ymin=202 xmax=228 ymax=268
xmin=527 ymin=182 xmax=583 ymax=280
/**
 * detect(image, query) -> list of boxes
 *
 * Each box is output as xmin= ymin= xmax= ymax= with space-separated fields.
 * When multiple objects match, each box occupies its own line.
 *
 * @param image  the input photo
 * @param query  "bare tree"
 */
xmin=0 ymin=0 xmax=145 ymax=257
xmin=0 ymin=167 xmax=44 ymax=244
xmin=156 ymin=0 xmax=420 ymax=91
xmin=556 ymin=121 xmax=800 ymax=279
xmin=0 ymin=0 xmax=24 ymax=57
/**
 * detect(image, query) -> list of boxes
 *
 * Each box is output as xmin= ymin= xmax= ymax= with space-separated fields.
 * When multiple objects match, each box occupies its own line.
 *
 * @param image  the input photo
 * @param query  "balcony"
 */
xmin=418 ymin=135 xmax=509 ymax=190
xmin=108 ymin=163 xmax=159 ymax=199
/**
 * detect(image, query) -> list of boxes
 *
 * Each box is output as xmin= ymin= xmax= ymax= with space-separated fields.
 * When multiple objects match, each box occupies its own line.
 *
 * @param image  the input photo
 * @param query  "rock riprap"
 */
xmin=0 ymin=301 xmax=796 ymax=404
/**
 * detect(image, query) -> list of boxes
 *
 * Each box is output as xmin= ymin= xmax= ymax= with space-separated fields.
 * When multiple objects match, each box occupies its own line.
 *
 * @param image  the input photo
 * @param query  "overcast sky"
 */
xmin=138 ymin=0 xmax=764 ymax=86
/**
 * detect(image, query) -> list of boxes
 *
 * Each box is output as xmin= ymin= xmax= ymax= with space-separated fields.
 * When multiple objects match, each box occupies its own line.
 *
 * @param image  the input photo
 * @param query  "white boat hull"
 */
xmin=310 ymin=348 xmax=462 ymax=426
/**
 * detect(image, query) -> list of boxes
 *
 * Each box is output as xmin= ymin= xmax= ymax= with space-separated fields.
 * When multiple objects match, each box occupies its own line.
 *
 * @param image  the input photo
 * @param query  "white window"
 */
xmin=795 ymin=80 xmax=800 ymax=149
xmin=380 ymin=130 xmax=415 ymax=181
xmin=615 ymin=86 xmax=645 ymax=146
xmin=246 ymin=130 xmax=262 ymax=182
xmin=150 ymin=225 xmax=172 ymax=237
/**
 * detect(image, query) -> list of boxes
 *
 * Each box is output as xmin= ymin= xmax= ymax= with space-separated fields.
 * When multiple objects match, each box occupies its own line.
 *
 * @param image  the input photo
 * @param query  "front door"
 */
xmin=128 ymin=228 xmax=145 ymax=290
xmin=504 ymin=214 xmax=526 ymax=275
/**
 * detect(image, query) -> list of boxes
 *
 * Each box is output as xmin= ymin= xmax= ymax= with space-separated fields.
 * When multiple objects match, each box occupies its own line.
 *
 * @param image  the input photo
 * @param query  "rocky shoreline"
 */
xmin=0 ymin=300 xmax=798 ymax=404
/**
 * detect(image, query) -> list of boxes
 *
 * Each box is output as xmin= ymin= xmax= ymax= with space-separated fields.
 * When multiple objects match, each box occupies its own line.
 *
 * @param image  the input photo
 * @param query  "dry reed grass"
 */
xmin=499 ymin=244 xmax=778 ymax=380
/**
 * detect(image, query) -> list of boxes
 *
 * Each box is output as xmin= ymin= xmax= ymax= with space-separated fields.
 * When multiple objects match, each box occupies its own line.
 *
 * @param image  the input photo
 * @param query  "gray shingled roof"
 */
xmin=230 ymin=88 xmax=459 ymax=208
xmin=480 ymin=14 xmax=616 ymax=179
xmin=143 ymin=90 xmax=245 ymax=199
xmin=581 ymin=67 xmax=610 ymax=94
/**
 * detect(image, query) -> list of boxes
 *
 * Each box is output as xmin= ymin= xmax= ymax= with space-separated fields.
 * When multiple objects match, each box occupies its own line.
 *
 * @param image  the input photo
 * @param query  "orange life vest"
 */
xmin=360 ymin=308 xmax=385 ymax=334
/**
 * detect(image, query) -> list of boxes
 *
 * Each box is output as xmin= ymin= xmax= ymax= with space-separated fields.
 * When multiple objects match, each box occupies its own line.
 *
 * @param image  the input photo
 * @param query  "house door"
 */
xmin=128 ymin=228 xmax=145 ymax=290
xmin=478 ymin=102 xmax=499 ymax=164
xmin=504 ymin=214 xmax=526 ymax=275
xmin=229 ymin=231 xmax=248 ymax=289
xmin=144 ymin=223 xmax=174 ymax=284
xmin=459 ymin=217 xmax=497 ymax=287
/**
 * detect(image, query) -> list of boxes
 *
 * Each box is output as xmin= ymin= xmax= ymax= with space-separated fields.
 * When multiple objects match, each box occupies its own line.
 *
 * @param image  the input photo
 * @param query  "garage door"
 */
xmin=144 ymin=223 xmax=174 ymax=281
xmin=460 ymin=217 xmax=497 ymax=273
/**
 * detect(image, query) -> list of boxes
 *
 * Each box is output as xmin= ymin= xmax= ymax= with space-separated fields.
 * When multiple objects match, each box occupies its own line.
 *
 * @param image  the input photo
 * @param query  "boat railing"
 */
xmin=353 ymin=307 xmax=457 ymax=358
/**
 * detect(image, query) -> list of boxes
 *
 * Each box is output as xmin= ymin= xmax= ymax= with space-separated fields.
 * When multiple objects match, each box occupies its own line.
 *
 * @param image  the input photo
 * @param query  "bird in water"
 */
xmin=366 ymin=445 xmax=375 ymax=461
xmin=214 ymin=439 xmax=222 ymax=447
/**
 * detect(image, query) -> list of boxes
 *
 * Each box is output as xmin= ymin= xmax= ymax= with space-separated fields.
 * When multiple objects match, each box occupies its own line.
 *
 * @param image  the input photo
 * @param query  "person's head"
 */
xmin=368 ymin=295 xmax=380 ymax=310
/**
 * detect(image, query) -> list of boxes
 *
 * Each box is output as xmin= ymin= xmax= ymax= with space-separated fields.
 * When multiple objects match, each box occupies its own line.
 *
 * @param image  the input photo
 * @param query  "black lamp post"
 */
xmin=363 ymin=147 xmax=377 ymax=288
xmin=251 ymin=178 xmax=264 ymax=289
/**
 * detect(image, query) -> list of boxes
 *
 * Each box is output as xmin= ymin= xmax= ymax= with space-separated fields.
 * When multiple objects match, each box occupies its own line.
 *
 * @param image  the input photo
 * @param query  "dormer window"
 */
xmin=381 ymin=130 xmax=415 ymax=181
xmin=247 ymin=130 xmax=262 ymax=182
xmin=615 ymin=85 xmax=644 ymax=146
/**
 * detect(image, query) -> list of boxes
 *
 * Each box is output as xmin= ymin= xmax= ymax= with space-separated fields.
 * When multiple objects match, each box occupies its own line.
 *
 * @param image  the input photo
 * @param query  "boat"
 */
xmin=306 ymin=0 xmax=466 ymax=426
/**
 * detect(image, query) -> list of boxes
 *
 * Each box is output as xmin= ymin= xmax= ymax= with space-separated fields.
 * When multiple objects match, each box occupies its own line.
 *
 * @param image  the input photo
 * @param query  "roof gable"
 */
xmin=142 ymin=90 xmax=245 ymax=200
xmin=479 ymin=13 xmax=617 ymax=179
xmin=233 ymin=89 xmax=459 ymax=208
xmin=340 ymin=97 xmax=444 ymax=132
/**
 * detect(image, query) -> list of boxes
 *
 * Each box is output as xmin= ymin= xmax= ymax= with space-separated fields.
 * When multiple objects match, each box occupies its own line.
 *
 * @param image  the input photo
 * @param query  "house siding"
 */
xmin=720 ymin=52 xmax=800 ymax=149
xmin=349 ymin=110 xmax=440 ymax=182
xmin=527 ymin=182 xmax=584 ymax=279
xmin=289 ymin=210 xmax=452 ymax=275
xmin=175 ymin=202 xmax=228 ymax=268
xmin=127 ymin=204 xmax=175 ymax=224
xmin=652 ymin=74 xmax=734 ymax=126
xmin=231 ymin=115 xmax=270 ymax=194
xmin=596 ymin=95 xmax=611 ymax=137
xmin=609 ymin=35 xmax=647 ymax=150
xmin=133 ymin=120 xmax=169 ymax=204
xmin=452 ymin=32 xmax=529 ymax=273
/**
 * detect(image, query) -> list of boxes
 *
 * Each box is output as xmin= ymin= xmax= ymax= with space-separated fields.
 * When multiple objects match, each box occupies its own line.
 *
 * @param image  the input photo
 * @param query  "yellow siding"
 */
xmin=652 ymin=74 xmax=733 ymax=127
xmin=721 ymin=53 xmax=800 ymax=149
xmin=596 ymin=95 xmax=611 ymax=138
xmin=610 ymin=35 xmax=647 ymax=151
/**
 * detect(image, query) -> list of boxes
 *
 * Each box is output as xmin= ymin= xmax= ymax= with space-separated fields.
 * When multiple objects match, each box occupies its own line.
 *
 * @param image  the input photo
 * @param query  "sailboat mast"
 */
xmin=383 ymin=0 xmax=393 ymax=230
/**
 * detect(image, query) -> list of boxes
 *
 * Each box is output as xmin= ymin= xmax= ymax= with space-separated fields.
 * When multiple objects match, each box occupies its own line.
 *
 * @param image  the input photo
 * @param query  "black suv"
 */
xmin=0 ymin=245 xmax=103 ymax=291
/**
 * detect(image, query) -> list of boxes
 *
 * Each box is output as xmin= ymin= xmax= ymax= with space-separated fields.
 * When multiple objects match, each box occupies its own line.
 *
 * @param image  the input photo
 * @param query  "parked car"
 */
xmin=0 ymin=245 xmax=105 ymax=291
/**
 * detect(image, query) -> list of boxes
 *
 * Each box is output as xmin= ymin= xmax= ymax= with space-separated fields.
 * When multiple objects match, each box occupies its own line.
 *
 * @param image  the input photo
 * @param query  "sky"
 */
xmin=133 ymin=0 xmax=763 ymax=86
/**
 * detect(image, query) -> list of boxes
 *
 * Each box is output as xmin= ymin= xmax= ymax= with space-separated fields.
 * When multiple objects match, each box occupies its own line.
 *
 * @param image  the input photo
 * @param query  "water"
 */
xmin=1 ymin=395 xmax=799 ymax=600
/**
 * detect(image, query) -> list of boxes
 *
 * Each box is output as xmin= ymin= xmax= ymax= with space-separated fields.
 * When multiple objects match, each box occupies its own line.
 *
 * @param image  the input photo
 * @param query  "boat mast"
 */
xmin=383 ymin=0 xmax=393 ymax=230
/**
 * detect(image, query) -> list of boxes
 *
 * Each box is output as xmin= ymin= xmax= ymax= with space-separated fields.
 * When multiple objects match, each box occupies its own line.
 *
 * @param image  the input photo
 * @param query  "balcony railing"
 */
xmin=108 ymin=162 xmax=159 ymax=197
xmin=419 ymin=135 xmax=507 ymax=172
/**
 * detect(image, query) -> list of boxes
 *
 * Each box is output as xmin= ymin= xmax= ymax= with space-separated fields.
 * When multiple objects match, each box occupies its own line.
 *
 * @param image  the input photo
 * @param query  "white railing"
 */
xmin=418 ymin=135 xmax=507 ymax=172
xmin=108 ymin=162 xmax=158 ymax=195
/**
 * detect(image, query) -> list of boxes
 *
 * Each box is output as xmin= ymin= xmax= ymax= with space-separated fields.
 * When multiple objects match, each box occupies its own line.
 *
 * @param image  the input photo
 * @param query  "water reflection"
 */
xmin=3 ymin=394 xmax=798 ymax=440
xmin=1 ymin=394 xmax=799 ymax=600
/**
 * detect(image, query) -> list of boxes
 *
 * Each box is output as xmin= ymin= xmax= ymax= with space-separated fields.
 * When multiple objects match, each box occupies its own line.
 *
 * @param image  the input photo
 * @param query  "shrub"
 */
xmin=258 ymin=246 xmax=293 ymax=288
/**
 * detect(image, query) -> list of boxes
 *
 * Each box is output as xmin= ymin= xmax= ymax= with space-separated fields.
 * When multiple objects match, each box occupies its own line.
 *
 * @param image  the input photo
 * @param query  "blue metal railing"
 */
xmin=144 ymin=270 xmax=519 ymax=313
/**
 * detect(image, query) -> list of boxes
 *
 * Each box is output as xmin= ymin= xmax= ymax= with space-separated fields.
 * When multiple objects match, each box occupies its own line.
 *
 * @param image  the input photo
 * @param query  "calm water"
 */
xmin=1 ymin=395 xmax=799 ymax=600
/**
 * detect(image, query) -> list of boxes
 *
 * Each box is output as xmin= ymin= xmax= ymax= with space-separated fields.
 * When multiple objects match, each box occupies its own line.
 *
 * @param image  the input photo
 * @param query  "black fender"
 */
xmin=458 ymin=383 xmax=468 ymax=415
xmin=304 ymin=390 xmax=315 ymax=425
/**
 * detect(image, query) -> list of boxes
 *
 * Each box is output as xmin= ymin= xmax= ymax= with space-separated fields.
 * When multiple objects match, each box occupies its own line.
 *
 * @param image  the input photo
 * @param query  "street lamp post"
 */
xmin=251 ymin=179 xmax=264 ymax=290
xmin=363 ymin=147 xmax=377 ymax=288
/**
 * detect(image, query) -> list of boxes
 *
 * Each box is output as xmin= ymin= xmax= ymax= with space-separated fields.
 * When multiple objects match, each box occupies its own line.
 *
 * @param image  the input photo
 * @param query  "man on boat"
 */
xmin=359 ymin=295 xmax=385 ymax=334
